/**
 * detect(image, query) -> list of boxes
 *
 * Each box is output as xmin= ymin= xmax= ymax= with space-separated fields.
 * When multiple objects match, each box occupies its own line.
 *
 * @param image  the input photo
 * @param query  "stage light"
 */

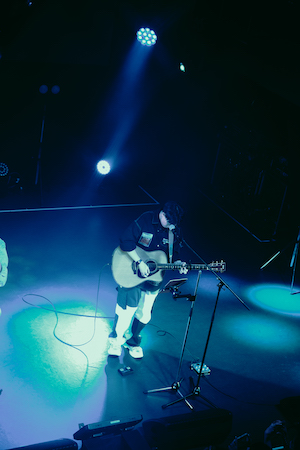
xmin=179 ymin=63 xmax=186 ymax=72
xmin=0 ymin=163 xmax=8 ymax=177
xmin=246 ymin=284 xmax=300 ymax=316
xmin=39 ymin=85 xmax=60 ymax=94
xmin=51 ymin=85 xmax=60 ymax=94
xmin=223 ymin=312 xmax=299 ymax=352
xmin=136 ymin=28 xmax=157 ymax=46
xmin=96 ymin=160 xmax=110 ymax=175
xmin=39 ymin=85 xmax=48 ymax=94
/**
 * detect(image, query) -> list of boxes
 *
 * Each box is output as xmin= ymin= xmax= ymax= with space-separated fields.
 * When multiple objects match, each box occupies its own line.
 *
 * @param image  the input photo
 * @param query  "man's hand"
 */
xmin=127 ymin=249 xmax=150 ymax=278
xmin=138 ymin=261 xmax=150 ymax=277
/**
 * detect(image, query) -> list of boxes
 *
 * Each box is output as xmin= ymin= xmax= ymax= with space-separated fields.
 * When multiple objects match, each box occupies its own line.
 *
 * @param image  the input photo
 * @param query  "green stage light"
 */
xmin=7 ymin=299 xmax=110 ymax=406
xmin=222 ymin=311 xmax=300 ymax=353
xmin=246 ymin=284 xmax=300 ymax=316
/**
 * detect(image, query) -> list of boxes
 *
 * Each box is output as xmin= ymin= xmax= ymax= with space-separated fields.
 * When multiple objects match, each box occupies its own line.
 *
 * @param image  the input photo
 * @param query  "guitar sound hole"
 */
xmin=146 ymin=260 xmax=157 ymax=274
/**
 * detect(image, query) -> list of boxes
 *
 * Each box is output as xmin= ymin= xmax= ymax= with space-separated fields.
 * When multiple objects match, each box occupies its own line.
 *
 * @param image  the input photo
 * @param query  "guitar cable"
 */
xmin=21 ymin=262 xmax=114 ymax=369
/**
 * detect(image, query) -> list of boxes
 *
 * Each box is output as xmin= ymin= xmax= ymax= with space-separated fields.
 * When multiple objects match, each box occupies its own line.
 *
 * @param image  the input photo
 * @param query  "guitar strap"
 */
xmin=168 ymin=229 xmax=174 ymax=263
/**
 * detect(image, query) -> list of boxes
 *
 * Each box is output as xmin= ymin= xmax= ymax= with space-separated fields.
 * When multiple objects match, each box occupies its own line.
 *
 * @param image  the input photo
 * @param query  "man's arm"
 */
xmin=126 ymin=249 xmax=149 ymax=278
xmin=119 ymin=215 xmax=151 ymax=278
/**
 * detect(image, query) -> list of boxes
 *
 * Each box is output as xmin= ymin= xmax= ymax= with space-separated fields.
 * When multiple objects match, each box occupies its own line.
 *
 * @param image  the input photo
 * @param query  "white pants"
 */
xmin=113 ymin=290 xmax=158 ymax=343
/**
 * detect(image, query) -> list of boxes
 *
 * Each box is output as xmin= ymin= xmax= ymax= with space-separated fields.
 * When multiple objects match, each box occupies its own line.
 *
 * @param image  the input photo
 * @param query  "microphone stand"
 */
xmin=290 ymin=227 xmax=300 ymax=295
xmin=155 ymin=237 xmax=250 ymax=411
xmin=35 ymin=103 xmax=46 ymax=206
xmin=260 ymin=226 xmax=300 ymax=295
xmin=144 ymin=270 xmax=203 ymax=410
xmin=161 ymin=280 xmax=224 ymax=410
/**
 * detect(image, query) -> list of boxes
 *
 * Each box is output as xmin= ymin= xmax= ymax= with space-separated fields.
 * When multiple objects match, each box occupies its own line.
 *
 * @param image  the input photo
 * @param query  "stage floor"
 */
xmin=0 ymin=191 xmax=299 ymax=450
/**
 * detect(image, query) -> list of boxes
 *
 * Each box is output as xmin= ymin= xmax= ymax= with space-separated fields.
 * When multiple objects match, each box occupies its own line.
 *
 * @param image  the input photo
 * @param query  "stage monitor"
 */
xmin=73 ymin=415 xmax=143 ymax=440
xmin=143 ymin=408 xmax=232 ymax=450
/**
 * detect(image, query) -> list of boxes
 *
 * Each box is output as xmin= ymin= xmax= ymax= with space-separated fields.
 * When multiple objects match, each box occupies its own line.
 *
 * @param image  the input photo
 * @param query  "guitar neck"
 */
xmin=157 ymin=262 xmax=225 ymax=273
xmin=157 ymin=263 xmax=206 ymax=271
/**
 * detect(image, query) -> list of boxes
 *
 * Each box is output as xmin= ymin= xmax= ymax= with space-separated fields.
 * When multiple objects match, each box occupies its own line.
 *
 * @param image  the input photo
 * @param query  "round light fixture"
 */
xmin=96 ymin=160 xmax=111 ymax=175
xmin=0 ymin=163 xmax=9 ymax=177
xmin=136 ymin=28 xmax=157 ymax=46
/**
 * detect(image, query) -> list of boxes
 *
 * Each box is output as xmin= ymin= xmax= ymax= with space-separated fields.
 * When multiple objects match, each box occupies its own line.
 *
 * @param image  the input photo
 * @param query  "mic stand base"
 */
xmin=161 ymin=384 xmax=217 ymax=410
xmin=144 ymin=379 xmax=194 ymax=410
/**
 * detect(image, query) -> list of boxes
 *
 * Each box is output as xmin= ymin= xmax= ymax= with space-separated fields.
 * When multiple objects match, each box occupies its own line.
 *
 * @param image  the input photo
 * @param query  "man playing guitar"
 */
xmin=108 ymin=201 xmax=187 ymax=359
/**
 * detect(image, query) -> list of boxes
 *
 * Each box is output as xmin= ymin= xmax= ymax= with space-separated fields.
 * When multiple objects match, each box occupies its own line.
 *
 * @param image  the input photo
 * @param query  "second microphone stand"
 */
xmin=144 ymin=234 xmax=250 ymax=411
xmin=260 ymin=226 xmax=300 ymax=295
xmin=160 ymin=238 xmax=250 ymax=410
xmin=160 ymin=280 xmax=225 ymax=410
xmin=144 ymin=270 xmax=214 ymax=410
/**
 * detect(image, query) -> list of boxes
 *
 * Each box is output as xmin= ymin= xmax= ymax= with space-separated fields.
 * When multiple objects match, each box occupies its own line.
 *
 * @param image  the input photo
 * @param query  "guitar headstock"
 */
xmin=208 ymin=260 xmax=226 ymax=272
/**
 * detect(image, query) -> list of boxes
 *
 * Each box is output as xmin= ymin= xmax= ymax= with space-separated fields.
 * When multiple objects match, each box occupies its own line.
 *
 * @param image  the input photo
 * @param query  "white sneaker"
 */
xmin=108 ymin=338 xmax=122 ymax=357
xmin=123 ymin=343 xmax=144 ymax=359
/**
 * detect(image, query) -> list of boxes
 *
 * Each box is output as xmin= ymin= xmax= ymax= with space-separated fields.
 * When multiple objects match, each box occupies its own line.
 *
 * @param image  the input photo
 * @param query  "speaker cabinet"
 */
xmin=142 ymin=408 xmax=232 ymax=450
xmin=277 ymin=396 xmax=300 ymax=428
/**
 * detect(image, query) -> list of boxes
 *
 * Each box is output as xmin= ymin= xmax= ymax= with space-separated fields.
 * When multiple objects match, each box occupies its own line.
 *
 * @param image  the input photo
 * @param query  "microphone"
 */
xmin=169 ymin=224 xmax=180 ymax=238
xmin=169 ymin=224 xmax=182 ymax=242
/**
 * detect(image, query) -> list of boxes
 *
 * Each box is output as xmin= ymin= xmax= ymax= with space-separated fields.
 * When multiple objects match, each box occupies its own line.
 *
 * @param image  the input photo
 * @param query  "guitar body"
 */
xmin=112 ymin=246 xmax=168 ymax=288
xmin=111 ymin=247 xmax=226 ymax=289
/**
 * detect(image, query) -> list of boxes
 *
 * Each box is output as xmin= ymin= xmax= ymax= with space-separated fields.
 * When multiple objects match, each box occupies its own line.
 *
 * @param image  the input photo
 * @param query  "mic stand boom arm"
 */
xmin=182 ymin=238 xmax=250 ymax=312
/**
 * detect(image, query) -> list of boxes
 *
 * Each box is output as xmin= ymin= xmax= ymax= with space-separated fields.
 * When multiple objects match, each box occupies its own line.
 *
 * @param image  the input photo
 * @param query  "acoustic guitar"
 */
xmin=111 ymin=246 xmax=226 ymax=288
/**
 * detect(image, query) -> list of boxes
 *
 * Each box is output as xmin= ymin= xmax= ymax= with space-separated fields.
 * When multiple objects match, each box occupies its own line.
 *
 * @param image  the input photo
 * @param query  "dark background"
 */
xmin=1 ymin=0 xmax=299 ymax=242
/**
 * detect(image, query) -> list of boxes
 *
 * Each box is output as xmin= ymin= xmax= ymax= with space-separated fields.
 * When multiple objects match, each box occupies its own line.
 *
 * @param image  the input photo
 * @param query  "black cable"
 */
xmin=22 ymin=263 xmax=112 ymax=356
xmin=149 ymin=322 xmax=198 ymax=359
xmin=22 ymin=294 xmax=113 ymax=319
